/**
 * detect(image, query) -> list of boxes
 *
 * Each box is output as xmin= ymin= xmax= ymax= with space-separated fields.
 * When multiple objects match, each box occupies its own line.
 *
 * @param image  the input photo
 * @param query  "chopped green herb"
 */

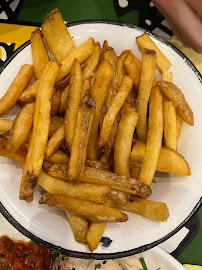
xmin=139 ymin=257 xmax=148 ymax=270
xmin=95 ymin=263 xmax=101 ymax=269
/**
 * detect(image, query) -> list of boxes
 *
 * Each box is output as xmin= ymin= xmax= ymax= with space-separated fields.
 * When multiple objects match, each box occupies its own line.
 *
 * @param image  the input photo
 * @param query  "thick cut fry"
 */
xmin=20 ymin=62 xmax=59 ymax=202
xmin=39 ymin=194 xmax=128 ymax=223
xmin=18 ymin=80 xmax=39 ymax=104
xmin=51 ymin=89 xmax=61 ymax=116
xmin=45 ymin=123 xmax=65 ymax=158
xmin=163 ymin=99 xmax=177 ymax=151
xmin=158 ymin=81 xmax=194 ymax=125
xmin=110 ymin=190 xmax=130 ymax=205
xmin=82 ymin=167 xmax=152 ymax=198
xmin=138 ymin=86 xmax=163 ymax=186
xmin=65 ymin=211 xmax=88 ymax=245
xmin=31 ymin=28 xmax=49 ymax=80
xmin=49 ymin=116 xmax=63 ymax=138
xmin=114 ymin=99 xmax=139 ymax=177
xmin=41 ymin=8 xmax=75 ymax=62
xmin=87 ymin=60 xmax=114 ymax=160
xmin=8 ymin=103 xmax=35 ymax=153
xmin=97 ymin=75 xmax=133 ymax=148
xmin=56 ymin=37 xmax=95 ymax=82
xmin=38 ymin=170 xmax=110 ymax=203
xmin=45 ymin=150 xmax=69 ymax=164
xmin=0 ymin=64 xmax=34 ymax=116
xmin=86 ymin=200 xmax=113 ymax=252
xmin=0 ymin=119 xmax=13 ymax=135
xmin=117 ymin=50 xmax=131 ymax=88
xmin=136 ymin=49 xmax=156 ymax=142
xmin=115 ymin=196 xmax=169 ymax=222
xmin=86 ymin=160 xmax=110 ymax=171
xmin=136 ymin=33 xmax=172 ymax=73
xmin=82 ymin=42 xmax=101 ymax=81
xmin=47 ymin=163 xmax=69 ymax=181
xmin=176 ymin=113 xmax=183 ymax=140
xmin=124 ymin=53 xmax=140 ymax=90
xmin=59 ymin=85 xmax=69 ymax=114
xmin=68 ymin=91 xmax=96 ymax=180
xmin=161 ymin=70 xmax=173 ymax=82
xmin=65 ymin=59 xmax=83 ymax=149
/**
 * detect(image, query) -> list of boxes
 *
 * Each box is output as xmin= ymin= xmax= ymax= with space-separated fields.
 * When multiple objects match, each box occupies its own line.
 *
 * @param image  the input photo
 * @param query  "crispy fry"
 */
xmin=97 ymin=75 xmax=133 ymax=148
xmin=41 ymin=8 xmax=75 ymax=62
xmin=68 ymin=91 xmax=96 ymax=180
xmin=86 ymin=160 xmax=110 ymax=171
xmin=136 ymin=33 xmax=172 ymax=72
xmin=59 ymin=85 xmax=69 ymax=114
xmin=56 ymin=37 xmax=95 ymax=82
xmin=39 ymin=194 xmax=128 ymax=223
xmin=82 ymin=78 xmax=91 ymax=95
xmin=114 ymin=99 xmax=138 ymax=177
xmin=0 ymin=119 xmax=13 ymax=135
xmin=45 ymin=150 xmax=69 ymax=164
xmin=82 ymin=167 xmax=152 ymax=198
xmin=110 ymin=190 xmax=130 ymax=205
xmin=124 ymin=53 xmax=140 ymax=90
xmin=8 ymin=103 xmax=35 ymax=153
xmin=163 ymin=99 xmax=177 ymax=151
xmin=0 ymin=65 xmax=34 ymax=116
xmin=136 ymin=49 xmax=156 ymax=142
xmin=42 ymin=161 xmax=52 ymax=172
xmin=31 ymin=28 xmax=49 ymax=80
xmin=49 ymin=116 xmax=63 ymax=138
xmin=65 ymin=59 xmax=83 ymax=150
xmin=161 ymin=70 xmax=173 ymax=82
xmin=45 ymin=123 xmax=65 ymax=158
xmin=51 ymin=89 xmax=61 ymax=116
xmin=117 ymin=50 xmax=131 ymax=88
xmin=18 ymin=80 xmax=39 ymax=104
xmin=115 ymin=196 xmax=169 ymax=222
xmin=20 ymin=62 xmax=59 ymax=202
xmin=65 ymin=211 xmax=88 ymax=244
xmin=158 ymin=80 xmax=194 ymax=125
xmin=47 ymin=163 xmax=69 ymax=180
xmin=87 ymin=60 xmax=114 ymax=160
xmin=138 ymin=86 xmax=163 ymax=186
xmin=176 ymin=113 xmax=183 ymax=140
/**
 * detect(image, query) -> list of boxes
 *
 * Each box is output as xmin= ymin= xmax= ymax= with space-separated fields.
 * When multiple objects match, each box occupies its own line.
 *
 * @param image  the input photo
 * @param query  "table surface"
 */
xmin=0 ymin=0 xmax=201 ymax=266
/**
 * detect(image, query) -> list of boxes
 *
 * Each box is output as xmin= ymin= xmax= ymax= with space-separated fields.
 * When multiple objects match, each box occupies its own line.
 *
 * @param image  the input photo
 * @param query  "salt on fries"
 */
xmin=0 ymin=8 xmax=194 ymax=252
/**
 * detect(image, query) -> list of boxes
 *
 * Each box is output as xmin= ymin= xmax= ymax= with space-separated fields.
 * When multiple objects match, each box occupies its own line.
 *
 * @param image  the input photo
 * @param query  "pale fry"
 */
xmin=8 ymin=103 xmax=35 ymax=153
xmin=68 ymin=91 xmax=96 ymax=180
xmin=41 ymin=8 xmax=75 ymax=62
xmin=59 ymin=85 xmax=69 ymax=114
xmin=163 ymin=99 xmax=177 ymax=151
xmin=138 ymin=86 xmax=163 ymax=186
xmin=124 ymin=53 xmax=140 ymax=90
xmin=56 ymin=37 xmax=95 ymax=82
xmin=39 ymin=194 xmax=128 ymax=223
xmin=44 ymin=150 xmax=69 ymax=164
xmin=158 ymin=80 xmax=194 ymax=125
xmin=0 ymin=64 xmax=34 ymax=116
xmin=176 ymin=113 xmax=183 ymax=140
xmin=136 ymin=33 xmax=172 ymax=72
xmin=31 ymin=28 xmax=49 ymax=80
xmin=115 ymin=196 xmax=169 ymax=222
xmin=20 ymin=61 xmax=59 ymax=202
xmin=87 ymin=60 xmax=114 ymax=160
xmin=0 ymin=119 xmax=13 ymax=135
xmin=136 ymin=49 xmax=156 ymax=142
xmin=18 ymin=80 xmax=39 ymax=104
xmin=114 ymin=99 xmax=139 ymax=177
xmin=97 ymin=75 xmax=133 ymax=149
xmin=161 ymin=70 xmax=173 ymax=82
xmin=65 ymin=59 xmax=82 ymax=150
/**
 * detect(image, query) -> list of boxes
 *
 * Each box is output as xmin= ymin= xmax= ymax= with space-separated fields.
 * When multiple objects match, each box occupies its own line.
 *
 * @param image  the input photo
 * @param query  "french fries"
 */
xmin=0 ymin=64 xmax=34 ymax=116
xmin=20 ymin=62 xmax=59 ymax=202
xmin=49 ymin=116 xmax=63 ymax=138
xmin=124 ymin=53 xmax=140 ymax=90
xmin=18 ymin=80 xmax=39 ymax=104
xmin=0 ymin=119 xmax=13 ymax=135
xmin=45 ymin=150 xmax=69 ymax=164
xmin=59 ymin=85 xmax=69 ymax=114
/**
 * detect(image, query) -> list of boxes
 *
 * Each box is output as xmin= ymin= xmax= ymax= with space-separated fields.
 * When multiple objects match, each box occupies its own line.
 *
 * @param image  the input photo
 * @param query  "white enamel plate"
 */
xmin=0 ymin=21 xmax=201 ymax=259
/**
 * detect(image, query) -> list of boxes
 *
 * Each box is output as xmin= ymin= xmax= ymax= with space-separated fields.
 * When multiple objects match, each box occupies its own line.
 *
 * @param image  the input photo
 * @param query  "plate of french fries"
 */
xmin=0 ymin=8 xmax=201 ymax=258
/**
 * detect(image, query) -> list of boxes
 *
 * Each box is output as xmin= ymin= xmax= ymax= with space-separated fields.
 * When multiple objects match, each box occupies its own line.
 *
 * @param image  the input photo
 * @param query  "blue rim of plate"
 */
xmin=0 ymin=20 xmax=202 ymax=260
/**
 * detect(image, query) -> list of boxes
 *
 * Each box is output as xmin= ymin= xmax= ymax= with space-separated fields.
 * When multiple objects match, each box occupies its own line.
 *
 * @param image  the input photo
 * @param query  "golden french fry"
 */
xmin=55 ymin=74 xmax=70 ymax=90
xmin=8 ymin=103 xmax=35 ymax=153
xmin=82 ymin=78 xmax=91 ymax=96
xmin=86 ymin=160 xmax=110 ymax=171
xmin=115 ymin=196 xmax=169 ymax=222
xmin=65 ymin=211 xmax=88 ymax=245
xmin=87 ymin=60 xmax=114 ymax=160
xmin=136 ymin=33 xmax=172 ymax=72
xmin=42 ymin=160 xmax=52 ymax=172
xmin=176 ymin=113 xmax=183 ymax=141
xmin=163 ymin=99 xmax=177 ymax=151
xmin=101 ymin=40 xmax=109 ymax=60
xmin=20 ymin=61 xmax=59 ymax=202
xmin=124 ymin=53 xmax=140 ymax=90
xmin=31 ymin=28 xmax=49 ymax=80
xmin=68 ymin=91 xmax=96 ymax=180
xmin=110 ymin=190 xmax=130 ymax=205
xmin=117 ymin=50 xmax=131 ymax=88
xmin=97 ymin=75 xmax=133 ymax=149
xmin=130 ymin=166 xmax=140 ymax=179
xmin=158 ymin=80 xmax=194 ymax=125
xmin=65 ymin=59 xmax=83 ymax=150
xmin=56 ymin=37 xmax=95 ymax=82
xmin=138 ymin=86 xmax=163 ymax=186
xmin=0 ymin=119 xmax=13 ymax=135
xmin=136 ymin=49 xmax=156 ymax=142
xmin=114 ymin=99 xmax=138 ymax=177
xmin=47 ymin=163 xmax=69 ymax=181
xmin=45 ymin=123 xmax=65 ymax=158
xmin=44 ymin=150 xmax=69 ymax=164
xmin=18 ymin=80 xmax=39 ymax=104
xmin=161 ymin=70 xmax=173 ymax=82
xmin=82 ymin=167 xmax=152 ymax=198
xmin=51 ymin=89 xmax=61 ymax=116
xmin=38 ymin=170 xmax=110 ymax=203
xmin=41 ymin=8 xmax=75 ymax=62
xmin=59 ymin=85 xmax=69 ymax=114
xmin=49 ymin=116 xmax=63 ymax=138
xmin=39 ymin=194 xmax=128 ymax=223
xmin=0 ymin=64 xmax=34 ymax=116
